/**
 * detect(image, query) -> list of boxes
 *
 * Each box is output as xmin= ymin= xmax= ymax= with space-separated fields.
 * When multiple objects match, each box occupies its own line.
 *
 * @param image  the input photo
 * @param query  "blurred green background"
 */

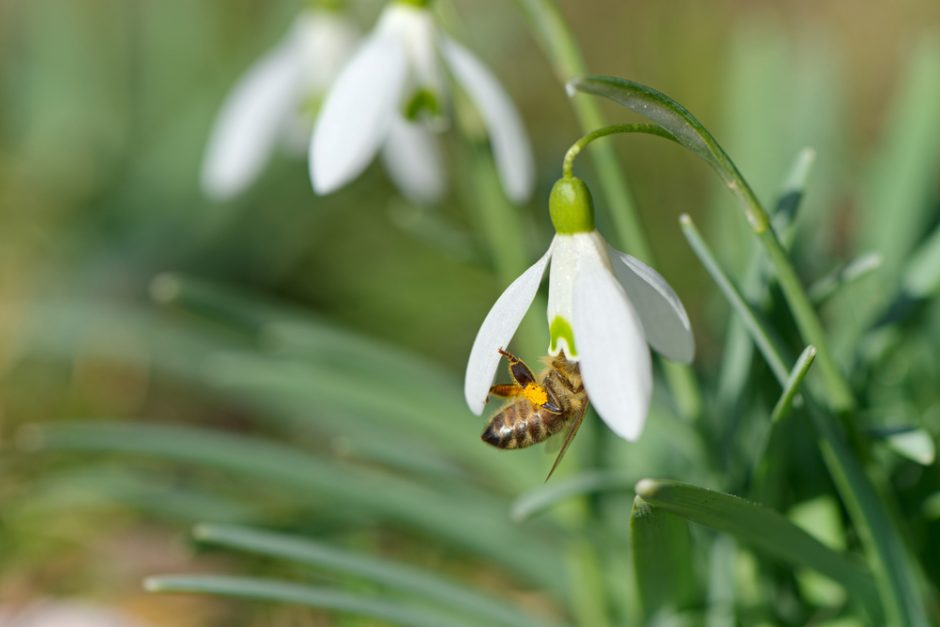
xmin=1 ymin=0 xmax=939 ymax=625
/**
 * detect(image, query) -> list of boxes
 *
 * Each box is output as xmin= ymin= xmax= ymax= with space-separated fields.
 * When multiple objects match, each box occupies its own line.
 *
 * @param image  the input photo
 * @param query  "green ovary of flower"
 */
xmin=403 ymin=88 xmax=442 ymax=122
xmin=549 ymin=316 xmax=578 ymax=356
xmin=395 ymin=0 xmax=432 ymax=8
xmin=549 ymin=176 xmax=595 ymax=234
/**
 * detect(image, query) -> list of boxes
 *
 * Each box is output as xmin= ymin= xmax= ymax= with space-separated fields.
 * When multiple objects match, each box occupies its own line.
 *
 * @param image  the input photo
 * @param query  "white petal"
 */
xmin=440 ymin=38 xmax=534 ymax=204
xmin=380 ymin=116 xmax=445 ymax=204
xmin=465 ymin=245 xmax=553 ymax=414
xmin=292 ymin=10 xmax=362 ymax=93
xmin=608 ymin=247 xmax=695 ymax=363
xmin=546 ymin=234 xmax=581 ymax=356
xmin=573 ymin=249 xmax=652 ymax=441
xmin=383 ymin=5 xmax=444 ymax=98
xmin=201 ymin=41 xmax=302 ymax=200
xmin=310 ymin=31 xmax=408 ymax=195
xmin=281 ymin=11 xmax=362 ymax=156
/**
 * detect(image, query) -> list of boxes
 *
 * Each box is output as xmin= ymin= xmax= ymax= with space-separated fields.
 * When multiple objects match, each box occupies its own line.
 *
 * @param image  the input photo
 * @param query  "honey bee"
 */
xmin=481 ymin=348 xmax=589 ymax=480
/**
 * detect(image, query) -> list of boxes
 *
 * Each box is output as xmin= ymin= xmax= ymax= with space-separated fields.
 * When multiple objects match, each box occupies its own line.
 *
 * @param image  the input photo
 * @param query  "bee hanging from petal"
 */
xmin=481 ymin=349 xmax=589 ymax=480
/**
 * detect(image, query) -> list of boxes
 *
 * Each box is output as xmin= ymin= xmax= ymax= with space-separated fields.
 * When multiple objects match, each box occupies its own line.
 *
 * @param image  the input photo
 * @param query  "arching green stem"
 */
xmin=563 ymin=124 xmax=679 ymax=179
xmin=570 ymin=75 xmax=856 ymax=413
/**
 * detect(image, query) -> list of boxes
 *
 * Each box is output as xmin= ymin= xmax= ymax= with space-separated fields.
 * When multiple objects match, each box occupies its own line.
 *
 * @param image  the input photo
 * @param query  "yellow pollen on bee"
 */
xmin=522 ymin=383 xmax=548 ymax=406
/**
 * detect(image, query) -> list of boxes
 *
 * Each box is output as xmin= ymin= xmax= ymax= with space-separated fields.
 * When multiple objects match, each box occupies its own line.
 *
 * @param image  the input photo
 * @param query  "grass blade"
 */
xmin=769 ymin=346 xmax=817 ymax=425
xmin=194 ymin=524 xmax=554 ymax=627
xmin=631 ymin=496 xmax=698 ymax=618
xmin=679 ymin=212 xmax=931 ymax=624
xmin=634 ymin=479 xmax=878 ymax=618
xmin=717 ymin=148 xmax=815 ymax=411
xmin=679 ymin=213 xmax=791 ymax=381
xmin=19 ymin=422 xmax=564 ymax=590
xmin=809 ymin=253 xmax=883 ymax=305
xmin=144 ymin=575 xmax=482 ymax=627
xmin=510 ymin=471 xmax=634 ymax=522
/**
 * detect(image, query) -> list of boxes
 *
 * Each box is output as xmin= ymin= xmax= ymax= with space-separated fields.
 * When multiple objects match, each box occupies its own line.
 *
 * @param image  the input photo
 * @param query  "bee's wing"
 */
xmin=545 ymin=407 xmax=587 ymax=481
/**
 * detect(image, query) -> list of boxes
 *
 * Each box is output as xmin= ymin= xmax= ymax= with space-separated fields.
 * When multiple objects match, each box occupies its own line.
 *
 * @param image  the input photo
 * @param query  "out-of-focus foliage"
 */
xmin=2 ymin=0 xmax=940 ymax=625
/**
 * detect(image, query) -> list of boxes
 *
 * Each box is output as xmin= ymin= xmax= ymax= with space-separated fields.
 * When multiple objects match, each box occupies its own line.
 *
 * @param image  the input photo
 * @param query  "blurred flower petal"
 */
xmin=465 ymin=246 xmax=553 ymax=414
xmin=608 ymin=247 xmax=694 ymax=363
xmin=310 ymin=32 xmax=408 ymax=195
xmin=440 ymin=38 xmax=534 ymax=204
xmin=381 ymin=116 xmax=445 ymax=204
xmin=573 ymin=248 xmax=652 ymax=441
xmin=201 ymin=42 xmax=302 ymax=200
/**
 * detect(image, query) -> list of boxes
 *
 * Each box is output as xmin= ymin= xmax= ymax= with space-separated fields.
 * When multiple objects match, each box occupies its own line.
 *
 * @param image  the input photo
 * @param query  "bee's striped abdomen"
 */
xmin=481 ymin=402 xmax=566 ymax=449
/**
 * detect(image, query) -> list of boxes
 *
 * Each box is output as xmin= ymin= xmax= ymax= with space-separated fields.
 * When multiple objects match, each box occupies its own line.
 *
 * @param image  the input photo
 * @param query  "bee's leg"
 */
xmin=487 ymin=384 xmax=523 ymax=402
xmin=497 ymin=348 xmax=537 ymax=387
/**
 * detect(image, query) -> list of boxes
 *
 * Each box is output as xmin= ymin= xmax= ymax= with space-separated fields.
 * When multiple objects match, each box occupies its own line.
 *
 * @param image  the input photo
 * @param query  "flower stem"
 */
xmin=562 ymin=124 xmax=677 ymax=179
xmin=513 ymin=0 xmax=650 ymax=261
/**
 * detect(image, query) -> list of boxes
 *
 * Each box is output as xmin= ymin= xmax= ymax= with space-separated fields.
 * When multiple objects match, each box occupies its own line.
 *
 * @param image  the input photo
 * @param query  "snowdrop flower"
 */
xmin=465 ymin=176 xmax=694 ymax=440
xmin=310 ymin=0 xmax=534 ymax=205
xmin=201 ymin=6 xmax=360 ymax=200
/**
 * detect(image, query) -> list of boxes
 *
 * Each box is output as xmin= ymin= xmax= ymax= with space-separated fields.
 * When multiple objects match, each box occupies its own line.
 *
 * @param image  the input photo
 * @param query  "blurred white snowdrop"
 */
xmin=201 ymin=6 xmax=360 ymax=200
xmin=310 ymin=0 xmax=535 ymax=205
xmin=2 ymin=602 xmax=146 ymax=627
xmin=465 ymin=176 xmax=694 ymax=441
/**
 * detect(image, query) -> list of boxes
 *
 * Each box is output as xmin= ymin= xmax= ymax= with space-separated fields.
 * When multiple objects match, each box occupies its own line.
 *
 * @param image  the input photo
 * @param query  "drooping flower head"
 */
xmin=201 ymin=5 xmax=360 ymax=200
xmin=310 ymin=0 xmax=534 ymax=205
xmin=465 ymin=176 xmax=694 ymax=440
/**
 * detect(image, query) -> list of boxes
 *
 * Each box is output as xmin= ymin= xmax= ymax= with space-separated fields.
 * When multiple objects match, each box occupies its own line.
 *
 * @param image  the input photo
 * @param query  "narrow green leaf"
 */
xmin=144 ymin=575 xmax=481 ymax=627
xmin=510 ymin=471 xmax=635 ymax=522
xmin=23 ymin=467 xmax=261 ymax=524
xmin=193 ymin=524 xmax=554 ymax=627
xmin=809 ymin=253 xmax=883 ymax=305
xmin=903 ymin=223 xmax=940 ymax=297
xmin=769 ymin=346 xmax=817 ymax=425
xmin=750 ymin=346 xmax=817 ymax=486
xmin=204 ymin=351 xmax=541 ymax=489
xmin=19 ymin=422 xmax=563 ymax=590
xmin=634 ymin=479 xmax=878 ymax=616
xmin=679 ymin=213 xmax=791 ymax=382
xmin=717 ymin=148 xmax=816 ymax=411
xmin=631 ymin=496 xmax=698 ymax=618
xmin=857 ymin=36 xmax=940 ymax=276
xmin=808 ymin=413 xmax=930 ymax=626
xmin=681 ymin=216 xmax=927 ymax=625
xmin=153 ymin=273 xmax=461 ymax=395
xmin=831 ymin=37 xmax=940 ymax=356
xmin=705 ymin=537 xmax=737 ymax=627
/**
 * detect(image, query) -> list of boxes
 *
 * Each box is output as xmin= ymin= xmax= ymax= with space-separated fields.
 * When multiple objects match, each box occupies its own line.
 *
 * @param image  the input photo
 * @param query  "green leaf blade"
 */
xmin=144 ymin=575 xmax=483 ymax=627
xmin=634 ymin=479 xmax=879 ymax=620
xmin=193 ymin=524 xmax=554 ymax=627
xmin=631 ymin=496 xmax=698 ymax=618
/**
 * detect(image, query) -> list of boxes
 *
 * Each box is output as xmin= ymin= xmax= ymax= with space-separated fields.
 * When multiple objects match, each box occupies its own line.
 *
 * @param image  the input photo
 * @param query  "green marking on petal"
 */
xmin=549 ymin=316 xmax=577 ymax=356
xmin=403 ymin=88 xmax=441 ymax=122
xmin=301 ymin=94 xmax=325 ymax=121
xmin=549 ymin=176 xmax=595 ymax=234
